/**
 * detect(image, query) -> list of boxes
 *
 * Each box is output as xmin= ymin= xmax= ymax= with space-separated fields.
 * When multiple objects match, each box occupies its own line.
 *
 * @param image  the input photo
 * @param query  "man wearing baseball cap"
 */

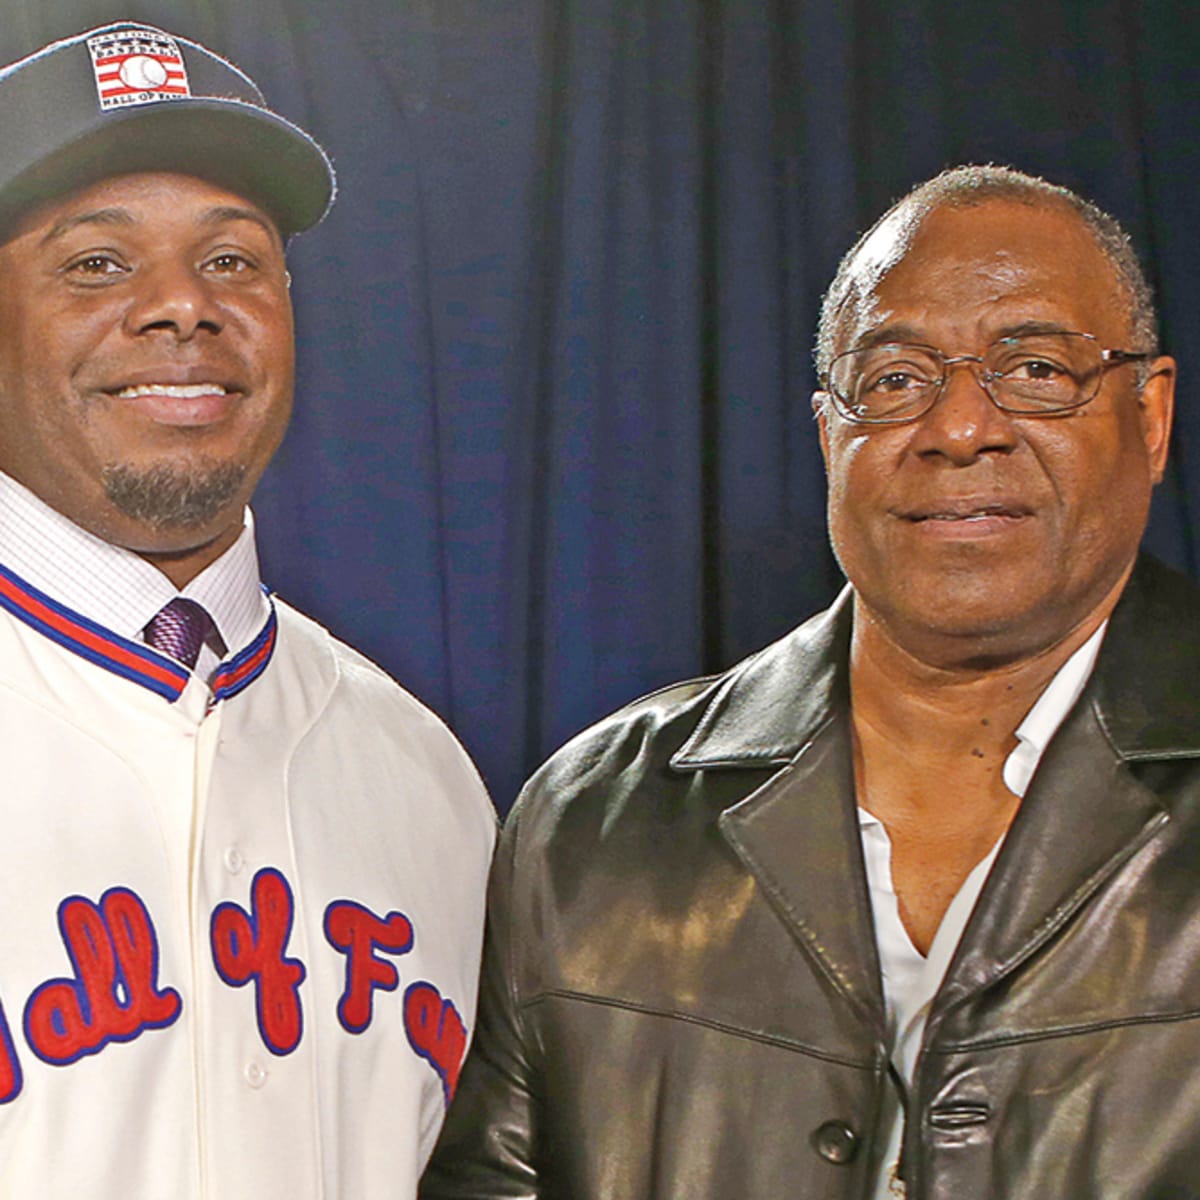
xmin=0 ymin=24 xmax=494 ymax=1199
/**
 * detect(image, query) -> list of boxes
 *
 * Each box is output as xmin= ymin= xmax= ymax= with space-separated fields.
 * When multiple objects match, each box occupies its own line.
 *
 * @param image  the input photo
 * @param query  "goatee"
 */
xmin=101 ymin=460 xmax=247 ymax=529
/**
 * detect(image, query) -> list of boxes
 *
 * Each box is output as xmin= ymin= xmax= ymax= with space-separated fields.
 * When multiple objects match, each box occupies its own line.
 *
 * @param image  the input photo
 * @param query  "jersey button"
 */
xmin=812 ymin=1120 xmax=859 ymax=1164
xmin=224 ymin=845 xmax=245 ymax=874
xmin=244 ymin=1060 xmax=268 ymax=1089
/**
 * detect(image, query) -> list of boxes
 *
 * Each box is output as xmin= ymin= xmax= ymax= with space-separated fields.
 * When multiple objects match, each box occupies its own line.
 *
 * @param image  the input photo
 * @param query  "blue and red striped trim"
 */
xmin=0 ymin=563 xmax=276 ymax=703
xmin=212 ymin=604 xmax=277 ymax=702
xmin=0 ymin=562 xmax=189 ymax=700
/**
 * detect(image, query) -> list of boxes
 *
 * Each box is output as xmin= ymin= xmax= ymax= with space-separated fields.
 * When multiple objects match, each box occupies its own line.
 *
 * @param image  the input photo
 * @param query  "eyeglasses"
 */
xmin=823 ymin=331 xmax=1150 ymax=425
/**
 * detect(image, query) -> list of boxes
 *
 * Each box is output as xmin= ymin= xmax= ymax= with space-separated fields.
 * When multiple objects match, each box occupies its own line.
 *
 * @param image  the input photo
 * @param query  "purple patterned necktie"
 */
xmin=142 ymin=597 xmax=214 ymax=670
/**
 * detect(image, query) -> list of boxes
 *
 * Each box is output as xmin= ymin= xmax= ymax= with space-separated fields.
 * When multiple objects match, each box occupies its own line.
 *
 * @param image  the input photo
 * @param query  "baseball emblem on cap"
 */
xmin=87 ymin=27 xmax=191 ymax=110
xmin=120 ymin=55 xmax=169 ymax=90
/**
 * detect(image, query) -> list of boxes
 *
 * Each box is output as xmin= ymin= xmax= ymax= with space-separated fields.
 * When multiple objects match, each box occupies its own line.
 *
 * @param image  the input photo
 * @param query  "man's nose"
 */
xmin=909 ymin=358 xmax=1019 ymax=464
xmin=123 ymin=260 xmax=223 ymax=340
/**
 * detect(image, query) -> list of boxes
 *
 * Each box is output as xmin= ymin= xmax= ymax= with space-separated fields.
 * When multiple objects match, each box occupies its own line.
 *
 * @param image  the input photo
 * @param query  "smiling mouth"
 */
xmin=108 ymin=381 xmax=240 ymax=429
xmin=900 ymin=502 xmax=1031 ymax=528
xmin=115 ymin=383 xmax=229 ymax=399
xmin=914 ymin=509 xmax=1021 ymax=521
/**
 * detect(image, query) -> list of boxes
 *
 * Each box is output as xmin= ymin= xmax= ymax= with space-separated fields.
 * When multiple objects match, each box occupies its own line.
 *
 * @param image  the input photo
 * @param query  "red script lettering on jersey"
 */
xmin=0 ymin=1000 xmax=23 ymax=1103
xmin=404 ymin=981 xmax=468 ymax=1101
xmin=23 ymin=888 xmax=182 ymax=1066
xmin=210 ymin=868 xmax=306 ymax=1055
xmin=324 ymin=901 xmax=415 ymax=1033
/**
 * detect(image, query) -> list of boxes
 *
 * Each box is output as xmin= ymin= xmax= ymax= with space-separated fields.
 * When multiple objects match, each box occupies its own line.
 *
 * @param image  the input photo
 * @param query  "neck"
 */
xmin=847 ymin=595 xmax=1117 ymax=956
xmin=137 ymin=525 xmax=242 ymax=589
xmin=848 ymin=572 xmax=1128 ymax=762
xmin=854 ymin=617 xmax=1078 ymax=761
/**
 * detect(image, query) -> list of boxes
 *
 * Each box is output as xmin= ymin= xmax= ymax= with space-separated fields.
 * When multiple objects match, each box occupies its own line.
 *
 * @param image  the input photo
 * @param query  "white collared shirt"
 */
xmin=863 ymin=624 xmax=1107 ymax=1197
xmin=0 ymin=470 xmax=270 ymax=681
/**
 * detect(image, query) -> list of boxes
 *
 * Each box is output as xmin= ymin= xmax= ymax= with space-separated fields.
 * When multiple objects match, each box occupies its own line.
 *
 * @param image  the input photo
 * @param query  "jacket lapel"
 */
xmin=932 ymin=700 xmax=1170 ymax=1020
xmin=665 ymin=556 xmax=1200 ymax=1043
xmin=669 ymin=586 xmax=887 ymax=1037
xmin=718 ymin=714 xmax=886 ymax=1036
xmin=933 ymin=555 xmax=1200 ymax=1020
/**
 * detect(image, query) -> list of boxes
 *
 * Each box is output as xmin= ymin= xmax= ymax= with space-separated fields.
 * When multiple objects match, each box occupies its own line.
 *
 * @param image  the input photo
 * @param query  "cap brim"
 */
xmin=0 ymin=98 xmax=335 ymax=239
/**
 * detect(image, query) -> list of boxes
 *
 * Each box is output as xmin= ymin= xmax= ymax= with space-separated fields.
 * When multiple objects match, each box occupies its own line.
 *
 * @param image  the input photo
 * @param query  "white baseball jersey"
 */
xmin=0 ymin=559 xmax=496 ymax=1198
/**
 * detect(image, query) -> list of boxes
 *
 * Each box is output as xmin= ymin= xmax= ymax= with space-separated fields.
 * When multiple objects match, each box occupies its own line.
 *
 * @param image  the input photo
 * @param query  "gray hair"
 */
xmin=813 ymin=164 xmax=1159 ymax=383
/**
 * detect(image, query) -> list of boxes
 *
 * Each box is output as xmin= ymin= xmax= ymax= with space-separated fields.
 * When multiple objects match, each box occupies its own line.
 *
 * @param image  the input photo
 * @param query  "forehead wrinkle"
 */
xmin=854 ymin=319 xmax=1092 ymax=355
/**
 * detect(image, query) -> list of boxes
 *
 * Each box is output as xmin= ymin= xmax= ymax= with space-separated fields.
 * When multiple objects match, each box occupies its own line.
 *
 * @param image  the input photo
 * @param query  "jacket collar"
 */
xmin=670 ymin=585 xmax=853 ymax=770
xmin=671 ymin=554 xmax=1200 ymax=1035
xmin=1090 ymin=554 xmax=1200 ymax=760
xmin=930 ymin=559 xmax=1197 ymax=1020
xmin=671 ymin=554 xmax=1200 ymax=774
xmin=933 ymin=697 xmax=1171 ymax=1023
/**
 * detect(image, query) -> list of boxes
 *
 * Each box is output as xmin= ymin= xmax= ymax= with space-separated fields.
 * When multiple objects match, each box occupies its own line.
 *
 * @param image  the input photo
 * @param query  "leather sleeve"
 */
xmin=420 ymin=804 xmax=543 ymax=1198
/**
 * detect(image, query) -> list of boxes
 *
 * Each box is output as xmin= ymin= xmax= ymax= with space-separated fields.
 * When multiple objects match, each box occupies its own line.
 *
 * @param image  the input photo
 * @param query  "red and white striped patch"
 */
xmin=86 ymin=28 xmax=191 ymax=111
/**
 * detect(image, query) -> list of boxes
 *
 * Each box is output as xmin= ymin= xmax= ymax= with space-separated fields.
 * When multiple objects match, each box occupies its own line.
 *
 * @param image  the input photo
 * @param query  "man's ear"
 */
xmin=1138 ymin=356 xmax=1175 ymax=484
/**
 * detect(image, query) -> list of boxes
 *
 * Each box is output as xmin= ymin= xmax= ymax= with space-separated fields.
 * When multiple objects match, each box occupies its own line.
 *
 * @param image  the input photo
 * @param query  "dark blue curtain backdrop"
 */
xmin=4 ymin=2 xmax=1197 ymax=811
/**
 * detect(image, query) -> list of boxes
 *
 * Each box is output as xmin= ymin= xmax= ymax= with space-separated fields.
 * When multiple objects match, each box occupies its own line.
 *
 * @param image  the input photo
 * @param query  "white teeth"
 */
xmin=116 ymin=383 xmax=227 ymax=399
xmin=927 ymin=511 xmax=1005 ymax=521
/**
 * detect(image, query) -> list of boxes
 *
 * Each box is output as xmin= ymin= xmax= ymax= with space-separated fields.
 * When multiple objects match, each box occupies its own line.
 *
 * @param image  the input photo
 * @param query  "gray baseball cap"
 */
xmin=0 ymin=22 xmax=335 ymax=239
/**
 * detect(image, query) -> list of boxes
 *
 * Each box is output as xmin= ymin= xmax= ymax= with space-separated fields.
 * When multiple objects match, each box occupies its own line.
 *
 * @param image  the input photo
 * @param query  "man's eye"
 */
xmin=1008 ymin=357 xmax=1067 ymax=380
xmin=205 ymin=252 xmax=254 ymax=273
xmin=865 ymin=368 xmax=927 ymax=394
xmin=66 ymin=254 xmax=124 ymax=277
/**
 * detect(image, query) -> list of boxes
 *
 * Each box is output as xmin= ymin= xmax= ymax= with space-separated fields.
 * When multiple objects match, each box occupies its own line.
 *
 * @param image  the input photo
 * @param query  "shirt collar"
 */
xmin=0 ymin=470 xmax=269 ymax=659
xmin=1001 ymin=622 xmax=1107 ymax=797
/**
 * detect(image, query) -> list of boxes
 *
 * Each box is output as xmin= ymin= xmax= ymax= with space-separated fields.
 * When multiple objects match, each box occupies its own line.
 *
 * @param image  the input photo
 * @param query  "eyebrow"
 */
xmin=989 ymin=319 xmax=1077 ymax=339
xmin=851 ymin=323 xmax=928 ymax=350
xmin=40 ymin=204 xmax=282 ymax=248
xmin=197 ymin=205 xmax=282 ymax=246
xmin=40 ymin=207 xmax=136 ymax=245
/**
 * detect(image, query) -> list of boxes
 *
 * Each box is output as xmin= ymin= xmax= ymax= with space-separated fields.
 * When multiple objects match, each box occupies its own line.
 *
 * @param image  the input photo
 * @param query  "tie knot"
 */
xmin=143 ymin=598 xmax=214 ymax=671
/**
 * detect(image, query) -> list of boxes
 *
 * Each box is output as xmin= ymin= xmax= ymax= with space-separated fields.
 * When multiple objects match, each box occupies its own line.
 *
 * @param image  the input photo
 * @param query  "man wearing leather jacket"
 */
xmin=421 ymin=165 xmax=1198 ymax=1198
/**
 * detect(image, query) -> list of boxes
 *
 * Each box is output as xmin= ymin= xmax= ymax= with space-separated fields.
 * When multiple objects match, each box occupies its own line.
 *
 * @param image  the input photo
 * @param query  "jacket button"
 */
xmin=812 ymin=1120 xmax=859 ymax=1164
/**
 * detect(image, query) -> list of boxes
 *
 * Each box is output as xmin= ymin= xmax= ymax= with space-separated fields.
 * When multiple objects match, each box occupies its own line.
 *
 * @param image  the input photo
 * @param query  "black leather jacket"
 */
xmin=422 ymin=556 xmax=1200 ymax=1198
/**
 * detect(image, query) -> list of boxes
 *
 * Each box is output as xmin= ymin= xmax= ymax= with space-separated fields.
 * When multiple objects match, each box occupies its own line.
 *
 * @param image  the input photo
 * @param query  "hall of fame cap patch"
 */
xmin=87 ymin=27 xmax=192 ymax=110
xmin=0 ymin=22 xmax=335 ymax=237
